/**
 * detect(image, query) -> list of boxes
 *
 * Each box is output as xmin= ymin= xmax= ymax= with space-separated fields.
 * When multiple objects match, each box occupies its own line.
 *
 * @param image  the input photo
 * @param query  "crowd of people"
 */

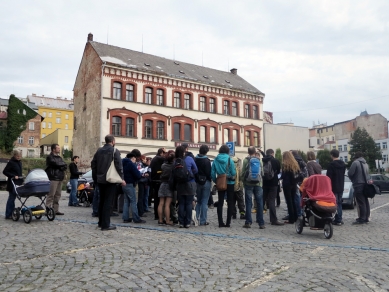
xmin=3 ymin=134 xmax=374 ymax=230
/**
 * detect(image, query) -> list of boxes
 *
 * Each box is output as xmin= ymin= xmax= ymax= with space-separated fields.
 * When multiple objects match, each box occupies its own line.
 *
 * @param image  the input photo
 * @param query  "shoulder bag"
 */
xmin=359 ymin=161 xmax=380 ymax=198
xmin=106 ymin=148 xmax=123 ymax=184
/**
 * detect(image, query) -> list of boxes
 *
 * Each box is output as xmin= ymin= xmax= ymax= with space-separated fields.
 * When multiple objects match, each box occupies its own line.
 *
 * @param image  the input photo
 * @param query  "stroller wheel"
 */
xmin=23 ymin=209 xmax=33 ymax=224
xmin=324 ymin=223 xmax=333 ymax=239
xmin=12 ymin=208 xmax=20 ymax=221
xmin=46 ymin=208 xmax=56 ymax=221
xmin=295 ymin=217 xmax=303 ymax=234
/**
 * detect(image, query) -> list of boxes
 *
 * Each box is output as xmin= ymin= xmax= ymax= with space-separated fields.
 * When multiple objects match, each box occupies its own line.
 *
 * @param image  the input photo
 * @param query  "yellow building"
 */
xmin=27 ymin=94 xmax=74 ymax=139
xmin=40 ymin=129 xmax=73 ymax=156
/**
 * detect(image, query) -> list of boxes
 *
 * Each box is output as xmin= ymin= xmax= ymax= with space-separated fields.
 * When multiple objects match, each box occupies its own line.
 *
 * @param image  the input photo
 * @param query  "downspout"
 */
xmin=100 ymin=61 xmax=106 ymax=146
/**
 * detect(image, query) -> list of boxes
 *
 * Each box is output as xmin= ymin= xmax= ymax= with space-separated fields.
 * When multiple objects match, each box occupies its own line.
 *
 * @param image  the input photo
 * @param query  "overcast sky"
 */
xmin=1 ymin=0 xmax=388 ymax=127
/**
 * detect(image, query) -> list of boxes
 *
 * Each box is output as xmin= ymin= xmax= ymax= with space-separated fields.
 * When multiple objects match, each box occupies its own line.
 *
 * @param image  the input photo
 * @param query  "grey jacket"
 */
xmin=348 ymin=157 xmax=370 ymax=185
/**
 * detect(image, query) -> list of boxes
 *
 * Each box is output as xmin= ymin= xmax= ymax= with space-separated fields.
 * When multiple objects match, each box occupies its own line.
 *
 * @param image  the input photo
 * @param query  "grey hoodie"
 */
xmin=348 ymin=157 xmax=370 ymax=185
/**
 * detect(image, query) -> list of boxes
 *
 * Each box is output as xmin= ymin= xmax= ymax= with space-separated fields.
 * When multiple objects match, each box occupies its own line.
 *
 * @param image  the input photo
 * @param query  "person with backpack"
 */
xmin=171 ymin=146 xmax=198 ymax=228
xmin=281 ymin=151 xmax=300 ymax=224
xmin=262 ymin=149 xmax=283 ymax=226
xmin=231 ymin=156 xmax=245 ymax=220
xmin=241 ymin=146 xmax=265 ymax=229
xmin=348 ymin=152 xmax=372 ymax=224
xmin=194 ymin=145 xmax=212 ymax=226
xmin=157 ymin=150 xmax=175 ymax=226
xmin=211 ymin=145 xmax=236 ymax=228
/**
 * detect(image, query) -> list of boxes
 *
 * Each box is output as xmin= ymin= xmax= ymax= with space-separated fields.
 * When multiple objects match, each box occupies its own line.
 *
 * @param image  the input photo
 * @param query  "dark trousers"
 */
xmin=264 ymin=186 xmax=279 ymax=223
xmin=151 ymin=181 xmax=161 ymax=219
xmin=217 ymin=184 xmax=234 ymax=226
xmin=233 ymin=189 xmax=245 ymax=215
xmin=283 ymin=184 xmax=297 ymax=223
xmin=354 ymin=184 xmax=370 ymax=222
xmin=137 ymin=182 xmax=146 ymax=216
xmin=98 ymin=183 xmax=116 ymax=229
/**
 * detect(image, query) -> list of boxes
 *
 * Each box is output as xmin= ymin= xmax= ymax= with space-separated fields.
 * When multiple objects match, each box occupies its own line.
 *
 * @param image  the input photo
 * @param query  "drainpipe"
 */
xmin=100 ymin=61 xmax=106 ymax=147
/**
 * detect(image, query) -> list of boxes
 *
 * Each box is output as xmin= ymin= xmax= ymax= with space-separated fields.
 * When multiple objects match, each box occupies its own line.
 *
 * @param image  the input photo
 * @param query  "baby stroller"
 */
xmin=77 ymin=181 xmax=94 ymax=207
xmin=11 ymin=169 xmax=55 ymax=224
xmin=295 ymin=175 xmax=337 ymax=239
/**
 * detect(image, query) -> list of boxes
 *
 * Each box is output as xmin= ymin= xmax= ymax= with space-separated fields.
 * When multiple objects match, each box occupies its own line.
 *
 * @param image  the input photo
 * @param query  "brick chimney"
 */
xmin=87 ymin=33 xmax=93 ymax=42
xmin=230 ymin=68 xmax=237 ymax=75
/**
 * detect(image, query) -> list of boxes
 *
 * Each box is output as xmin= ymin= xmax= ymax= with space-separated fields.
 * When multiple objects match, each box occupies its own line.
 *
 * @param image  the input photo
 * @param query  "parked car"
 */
xmin=370 ymin=174 xmax=389 ymax=192
xmin=66 ymin=170 xmax=93 ymax=193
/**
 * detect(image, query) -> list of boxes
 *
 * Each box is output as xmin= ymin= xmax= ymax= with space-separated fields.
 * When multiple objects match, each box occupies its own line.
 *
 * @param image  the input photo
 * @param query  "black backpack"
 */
xmin=171 ymin=158 xmax=192 ymax=183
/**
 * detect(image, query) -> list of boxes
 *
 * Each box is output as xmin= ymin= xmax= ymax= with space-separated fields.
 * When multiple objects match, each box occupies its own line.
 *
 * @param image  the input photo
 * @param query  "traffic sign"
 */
xmin=226 ymin=141 xmax=235 ymax=156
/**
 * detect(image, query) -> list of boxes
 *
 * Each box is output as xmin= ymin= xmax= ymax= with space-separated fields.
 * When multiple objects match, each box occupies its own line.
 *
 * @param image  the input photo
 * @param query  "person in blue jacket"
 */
xmin=211 ymin=144 xmax=236 ymax=227
xmin=122 ymin=152 xmax=145 ymax=224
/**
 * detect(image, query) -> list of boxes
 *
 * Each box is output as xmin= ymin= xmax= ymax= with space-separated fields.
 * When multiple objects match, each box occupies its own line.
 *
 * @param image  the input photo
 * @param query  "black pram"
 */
xmin=11 ymin=169 xmax=56 ymax=224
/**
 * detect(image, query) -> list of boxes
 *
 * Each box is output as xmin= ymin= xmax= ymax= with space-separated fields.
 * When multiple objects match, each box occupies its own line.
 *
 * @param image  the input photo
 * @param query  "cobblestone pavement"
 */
xmin=1 ymin=190 xmax=389 ymax=291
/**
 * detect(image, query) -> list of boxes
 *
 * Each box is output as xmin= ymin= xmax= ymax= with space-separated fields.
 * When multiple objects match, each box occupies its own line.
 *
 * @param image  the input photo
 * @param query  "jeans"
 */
xmin=97 ymin=183 xmax=116 ymax=229
xmin=5 ymin=190 xmax=16 ymax=218
xmin=68 ymin=179 xmax=78 ymax=206
xmin=295 ymin=186 xmax=302 ymax=216
xmin=283 ymin=184 xmax=297 ymax=223
xmin=263 ymin=186 xmax=279 ymax=223
xmin=354 ymin=184 xmax=370 ymax=222
xmin=217 ymin=184 xmax=235 ymax=226
xmin=122 ymin=184 xmax=140 ymax=222
xmin=244 ymin=185 xmax=264 ymax=226
xmin=92 ymin=184 xmax=100 ymax=215
xmin=195 ymin=180 xmax=211 ymax=225
xmin=334 ymin=192 xmax=343 ymax=223
xmin=178 ymin=195 xmax=194 ymax=226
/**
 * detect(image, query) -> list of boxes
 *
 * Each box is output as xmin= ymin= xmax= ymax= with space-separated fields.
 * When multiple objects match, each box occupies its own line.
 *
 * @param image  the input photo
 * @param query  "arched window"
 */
xmin=156 ymin=89 xmax=164 ymax=106
xmin=224 ymin=100 xmax=229 ymax=115
xmin=224 ymin=128 xmax=230 ymax=143
xmin=157 ymin=121 xmax=164 ymax=140
xmin=113 ymin=82 xmax=121 ymax=100
xmin=200 ymin=126 xmax=206 ymax=142
xmin=253 ymin=131 xmax=259 ymax=146
xmin=112 ymin=116 xmax=122 ymax=136
xmin=245 ymin=131 xmax=251 ymax=146
xmin=174 ymin=123 xmax=181 ymax=140
xmin=209 ymin=98 xmax=216 ymax=113
xmin=174 ymin=92 xmax=181 ymax=108
xmin=126 ymin=118 xmax=134 ymax=137
xmin=233 ymin=129 xmax=239 ymax=145
xmin=126 ymin=84 xmax=134 ymax=101
xmin=210 ymin=127 xmax=216 ymax=143
xmin=145 ymin=87 xmax=152 ymax=104
xmin=184 ymin=94 xmax=191 ymax=109
xmin=145 ymin=120 xmax=152 ymax=138
xmin=200 ymin=96 xmax=206 ymax=112
xmin=253 ymin=105 xmax=258 ymax=119
xmin=184 ymin=124 xmax=191 ymax=141
xmin=245 ymin=104 xmax=250 ymax=118
xmin=232 ymin=102 xmax=238 ymax=116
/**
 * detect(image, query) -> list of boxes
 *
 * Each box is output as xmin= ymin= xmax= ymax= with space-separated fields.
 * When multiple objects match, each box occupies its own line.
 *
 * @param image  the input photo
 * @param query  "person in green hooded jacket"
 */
xmin=211 ymin=145 xmax=236 ymax=227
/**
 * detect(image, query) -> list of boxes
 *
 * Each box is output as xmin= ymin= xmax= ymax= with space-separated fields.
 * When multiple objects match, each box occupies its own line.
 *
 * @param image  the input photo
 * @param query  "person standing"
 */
xmin=3 ymin=150 xmax=23 ymax=219
xmin=122 ymin=152 xmax=144 ymax=224
xmin=241 ymin=146 xmax=265 ymax=229
xmin=281 ymin=151 xmax=300 ymax=224
xmin=68 ymin=156 xmax=83 ymax=207
xmin=262 ymin=149 xmax=283 ymax=226
xmin=306 ymin=151 xmax=322 ymax=176
xmin=46 ymin=144 xmax=67 ymax=215
xmin=194 ymin=145 xmax=212 ymax=226
xmin=326 ymin=149 xmax=346 ymax=226
xmin=211 ymin=145 xmax=236 ymax=228
xmin=91 ymin=135 xmax=125 ymax=231
xmin=348 ymin=152 xmax=372 ymax=224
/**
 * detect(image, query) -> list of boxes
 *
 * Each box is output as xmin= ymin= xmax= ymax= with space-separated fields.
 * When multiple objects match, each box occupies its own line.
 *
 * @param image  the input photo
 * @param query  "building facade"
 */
xmin=73 ymin=33 xmax=265 ymax=165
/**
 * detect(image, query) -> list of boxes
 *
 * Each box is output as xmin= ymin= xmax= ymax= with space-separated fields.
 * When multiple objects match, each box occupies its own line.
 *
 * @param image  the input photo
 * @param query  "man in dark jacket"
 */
xmin=91 ymin=135 xmax=125 ymax=231
xmin=262 ymin=149 xmax=283 ymax=225
xmin=3 ymin=150 xmax=23 ymax=219
xmin=149 ymin=148 xmax=166 ymax=220
xmin=46 ymin=144 xmax=67 ymax=215
xmin=326 ymin=149 xmax=346 ymax=225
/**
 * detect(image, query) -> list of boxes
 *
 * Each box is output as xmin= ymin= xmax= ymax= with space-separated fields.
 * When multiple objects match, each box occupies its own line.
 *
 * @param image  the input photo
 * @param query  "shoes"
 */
xmin=133 ymin=220 xmax=146 ymax=224
xmin=243 ymin=223 xmax=251 ymax=228
xmin=123 ymin=219 xmax=132 ymax=223
xmin=271 ymin=221 xmax=284 ymax=226
xmin=232 ymin=214 xmax=237 ymax=219
xmin=184 ymin=225 xmax=190 ymax=228
xmin=110 ymin=213 xmax=119 ymax=217
xmin=101 ymin=226 xmax=117 ymax=231
xmin=92 ymin=213 xmax=99 ymax=217
xmin=56 ymin=212 xmax=64 ymax=215
xmin=282 ymin=215 xmax=289 ymax=220
xmin=259 ymin=225 xmax=266 ymax=229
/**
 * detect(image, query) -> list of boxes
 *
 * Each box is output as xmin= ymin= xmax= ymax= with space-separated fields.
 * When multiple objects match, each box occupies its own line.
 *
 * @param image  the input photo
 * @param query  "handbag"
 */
xmin=216 ymin=158 xmax=230 ymax=191
xmin=106 ymin=148 xmax=123 ymax=184
xmin=359 ymin=161 xmax=380 ymax=198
